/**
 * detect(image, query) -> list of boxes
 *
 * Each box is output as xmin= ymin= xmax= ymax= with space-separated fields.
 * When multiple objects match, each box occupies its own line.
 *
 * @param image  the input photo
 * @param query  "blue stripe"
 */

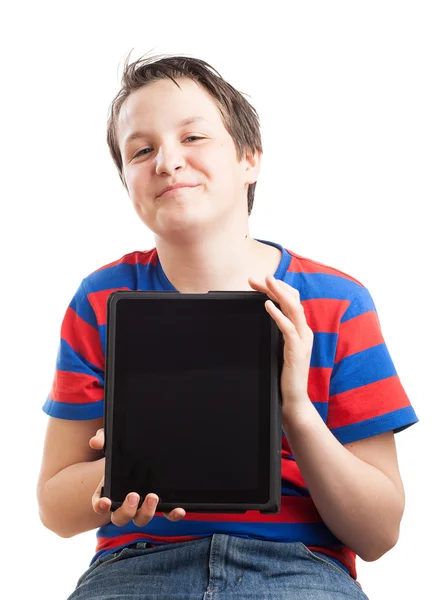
xmin=341 ymin=288 xmax=376 ymax=322
xmin=42 ymin=397 xmax=104 ymax=420
xmin=86 ymin=263 xmax=139 ymax=293
xmin=313 ymin=401 xmax=328 ymax=422
xmin=331 ymin=406 xmax=419 ymax=444
xmin=97 ymin=518 xmax=342 ymax=546
xmin=283 ymin=272 xmax=363 ymax=301
xmin=281 ymin=485 xmax=310 ymax=498
xmin=99 ymin=325 xmax=107 ymax=355
xmin=56 ymin=339 xmax=104 ymax=382
xmin=330 ymin=344 xmax=396 ymax=396
xmin=311 ymin=332 xmax=338 ymax=368
xmin=69 ymin=281 xmax=99 ymax=329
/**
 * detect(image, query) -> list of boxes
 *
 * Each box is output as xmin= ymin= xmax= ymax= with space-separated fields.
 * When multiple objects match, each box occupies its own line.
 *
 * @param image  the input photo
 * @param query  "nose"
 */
xmin=155 ymin=143 xmax=186 ymax=176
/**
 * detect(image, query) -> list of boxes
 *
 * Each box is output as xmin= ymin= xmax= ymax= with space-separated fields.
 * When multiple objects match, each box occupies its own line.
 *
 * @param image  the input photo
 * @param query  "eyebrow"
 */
xmin=123 ymin=116 xmax=210 ymax=148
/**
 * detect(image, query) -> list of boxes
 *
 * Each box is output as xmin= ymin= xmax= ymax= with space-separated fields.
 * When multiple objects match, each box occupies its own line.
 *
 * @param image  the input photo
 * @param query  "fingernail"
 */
xmin=147 ymin=497 xmax=157 ymax=509
xmin=128 ymin=494 xmax=139 ymax=506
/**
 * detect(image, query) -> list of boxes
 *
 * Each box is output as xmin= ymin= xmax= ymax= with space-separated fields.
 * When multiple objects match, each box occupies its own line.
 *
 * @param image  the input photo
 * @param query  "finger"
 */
xmin=265 ymin=300 xmax=301 ymax=341
xmin=93 ymin=497 xmax=112 ymax=514
xmin=92 ymin=477 xmax=111 ymax=514
xmin=111 ymin=493 xmax=141 ymax=527
xmin=264 ymin=276 xmax=312 ymax=339
xmin=132 ymin=494 xmax=160 ymax=527
xmin=248 ymin=276 xmax=279 ymax=303
xmin=89 ymin=428 xmax=105 ymax=450
xmin=163 ymin=508 xmax=186 ymax=522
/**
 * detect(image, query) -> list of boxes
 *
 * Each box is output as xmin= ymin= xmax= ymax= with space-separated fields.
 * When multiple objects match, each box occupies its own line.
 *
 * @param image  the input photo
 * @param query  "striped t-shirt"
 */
xmin=42 ymin=239 xmax=418 ymax=581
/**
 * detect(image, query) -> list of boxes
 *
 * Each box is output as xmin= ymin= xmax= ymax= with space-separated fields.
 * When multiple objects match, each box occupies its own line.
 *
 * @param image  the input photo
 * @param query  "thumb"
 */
xmin=90 ymin=428 xmax=105 ymax=450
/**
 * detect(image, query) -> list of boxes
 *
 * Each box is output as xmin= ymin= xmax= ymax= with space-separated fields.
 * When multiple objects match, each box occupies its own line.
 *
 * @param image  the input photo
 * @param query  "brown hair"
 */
xmin=106 ymin=51 xmax=263 ymax=215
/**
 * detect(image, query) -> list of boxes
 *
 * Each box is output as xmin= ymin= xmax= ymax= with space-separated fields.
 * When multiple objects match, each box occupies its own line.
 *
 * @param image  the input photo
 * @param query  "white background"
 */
xmin=1 ymin=1 xmax=440 ymax=598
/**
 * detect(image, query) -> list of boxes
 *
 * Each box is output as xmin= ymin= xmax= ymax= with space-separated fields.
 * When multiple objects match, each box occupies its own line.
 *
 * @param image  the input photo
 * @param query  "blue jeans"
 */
xmin=68 ymin=534 xmax=369 ymax=599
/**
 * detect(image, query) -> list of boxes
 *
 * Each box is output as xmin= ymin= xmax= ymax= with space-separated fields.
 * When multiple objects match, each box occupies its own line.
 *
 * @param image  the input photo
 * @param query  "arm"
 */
xmin=37 ymin=416 xmax=111 ymax=538
xmin=249 ymin=274 xmax=409 ymax=562
xmin=282 ymin=398 xmax=405 ymax=561
xmin=37 ymin=417 xmax=187 ymax=538
xmin=38 ymin=280 xmax=112 ymax=537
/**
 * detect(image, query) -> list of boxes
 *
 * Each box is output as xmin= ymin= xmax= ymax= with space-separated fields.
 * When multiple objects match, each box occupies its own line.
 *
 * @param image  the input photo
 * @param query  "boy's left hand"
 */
xmin=248 ymin=275 xmax=314 ymax=410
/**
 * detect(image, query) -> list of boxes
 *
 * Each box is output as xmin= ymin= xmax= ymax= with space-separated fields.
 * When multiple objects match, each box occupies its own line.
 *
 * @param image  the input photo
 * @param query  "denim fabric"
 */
xmin=68 ymin=534 xmax=369 ymax=599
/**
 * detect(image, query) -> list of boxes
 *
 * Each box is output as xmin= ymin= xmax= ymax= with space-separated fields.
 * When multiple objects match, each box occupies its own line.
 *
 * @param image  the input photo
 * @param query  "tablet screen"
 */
xmin=108 ymin=294 xmax=275 ymax=505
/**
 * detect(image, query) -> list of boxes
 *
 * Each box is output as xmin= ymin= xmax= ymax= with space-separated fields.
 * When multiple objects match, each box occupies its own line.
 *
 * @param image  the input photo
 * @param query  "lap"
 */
xmin=67 ymin=535 xmax=369 ymax=600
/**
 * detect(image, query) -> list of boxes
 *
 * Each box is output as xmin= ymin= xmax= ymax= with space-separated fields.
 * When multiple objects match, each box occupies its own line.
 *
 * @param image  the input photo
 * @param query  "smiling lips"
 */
xmin=158 ymin=183 xmax=200 ymax=197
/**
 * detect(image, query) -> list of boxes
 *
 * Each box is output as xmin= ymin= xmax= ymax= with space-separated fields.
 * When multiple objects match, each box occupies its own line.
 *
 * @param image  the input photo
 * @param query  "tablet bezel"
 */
xmin=102 ymin=290 xmax=282 ymax=514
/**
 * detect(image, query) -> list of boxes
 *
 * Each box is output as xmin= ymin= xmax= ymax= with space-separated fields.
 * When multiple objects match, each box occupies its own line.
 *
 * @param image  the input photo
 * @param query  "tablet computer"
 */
xmin=102 ymin=290 xmax=283 ymax=514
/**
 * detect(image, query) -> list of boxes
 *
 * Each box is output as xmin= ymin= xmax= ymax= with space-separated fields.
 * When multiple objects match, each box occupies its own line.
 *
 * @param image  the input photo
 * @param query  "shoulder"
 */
xmin=282 ymin=249 xmax=374 ymax=322
xmin=82 ymin=248 xmax=157 ymax=293
xmin=71 ymin=248 xmax=157 ymax=326
xmin=285 ymin=249 xmax=365 ymax=287
xmin=89 ymin=248 xmax=157 ymax=278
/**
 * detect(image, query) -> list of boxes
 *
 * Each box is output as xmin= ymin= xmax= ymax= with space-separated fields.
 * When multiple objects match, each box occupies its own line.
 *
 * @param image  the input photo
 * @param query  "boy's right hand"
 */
xmin=89 ymin=428 xmax=186 ymax=527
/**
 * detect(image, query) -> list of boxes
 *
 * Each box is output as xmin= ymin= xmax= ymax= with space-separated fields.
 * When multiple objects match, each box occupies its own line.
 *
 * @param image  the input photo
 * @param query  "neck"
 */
xmin=154 ymin=227 xmax=265 ymax=293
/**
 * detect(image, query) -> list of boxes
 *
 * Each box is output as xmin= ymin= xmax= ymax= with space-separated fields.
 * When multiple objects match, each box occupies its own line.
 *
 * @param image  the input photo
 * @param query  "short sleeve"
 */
xmin=42 ymin=279 xmax=105 ymax=420
xmin=327 ymin=287 xmax=418 ymax=444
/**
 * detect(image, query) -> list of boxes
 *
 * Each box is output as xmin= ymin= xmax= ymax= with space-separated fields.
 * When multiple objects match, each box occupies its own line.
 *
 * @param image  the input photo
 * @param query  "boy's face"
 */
xmin=117 ymin=77 xmax=259 ymax=240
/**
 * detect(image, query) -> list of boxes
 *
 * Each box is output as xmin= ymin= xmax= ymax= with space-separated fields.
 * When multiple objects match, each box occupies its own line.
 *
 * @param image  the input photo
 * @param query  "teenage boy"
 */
xmin=38 ymin=54 xmax=418 ymax=599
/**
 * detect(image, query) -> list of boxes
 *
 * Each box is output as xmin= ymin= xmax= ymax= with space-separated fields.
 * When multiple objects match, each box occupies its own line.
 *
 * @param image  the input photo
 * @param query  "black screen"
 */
xmin=108 ymin=295 xmax=272 ymax=504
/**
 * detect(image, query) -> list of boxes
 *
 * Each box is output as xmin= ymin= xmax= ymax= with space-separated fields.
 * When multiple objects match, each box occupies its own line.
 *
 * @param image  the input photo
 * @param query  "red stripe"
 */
xmin=328 ymin=375 xmax=410 ymax=428
xmin=49 ymin=371 xmax=103 ymax=404
xmin=281 ymin=459 xmax=308 ymax=490
xmin=335 ymin=310 xmax=384 ymax=363
xmin=95 ymin=498 xmax=318 ymax=532
xmin=176 ymin=496 xmax=319 ymax=523
xmin=287 ymin=252 xmax=364 ymax=285
xmin=91 ymin=249 xmax=158 ymax=274
xmin=62 ymin=306 xmax=104 ymax=369
xmin=308 ymin=366 xmax=332 ymax=403
xmin=88 ymin=288 xmax=131 ymax=327
xmin=303 ymin=298 xmax=350 ymax=333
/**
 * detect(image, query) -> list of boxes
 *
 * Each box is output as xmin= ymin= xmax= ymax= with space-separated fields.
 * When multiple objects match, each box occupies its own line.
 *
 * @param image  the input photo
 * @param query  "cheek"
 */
xmin=195 ymin=150 xmax=231 ymax=186
xmin=124 ymin=170 xmax=144 ymax=212
xmin=126 ymin=168 xmax=155 ymax=207
xmin=125 ymin=167 xmax=141 ymax=195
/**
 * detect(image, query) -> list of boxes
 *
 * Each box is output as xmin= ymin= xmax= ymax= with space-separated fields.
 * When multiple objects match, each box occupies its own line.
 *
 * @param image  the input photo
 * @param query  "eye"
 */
xmin=133 ymin=137 xmax=204 ymax=159
xmin=184 ymin=136 xmax=203 ymax=142
xmin=134 ymin=148 xmax=151 ymax=158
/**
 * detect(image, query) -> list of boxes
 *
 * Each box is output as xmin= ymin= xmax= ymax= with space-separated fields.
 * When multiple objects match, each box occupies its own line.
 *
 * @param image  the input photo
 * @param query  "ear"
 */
xmin=243 ymin=150 xmax=262 ymax=185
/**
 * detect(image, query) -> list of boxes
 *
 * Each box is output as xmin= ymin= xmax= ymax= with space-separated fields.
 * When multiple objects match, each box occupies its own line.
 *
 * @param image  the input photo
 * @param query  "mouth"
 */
xmin=159 ymin=185 xmax=200 ymax=198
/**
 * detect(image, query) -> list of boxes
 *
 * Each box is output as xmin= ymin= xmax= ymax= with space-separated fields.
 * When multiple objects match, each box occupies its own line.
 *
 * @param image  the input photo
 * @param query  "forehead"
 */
xmin=117 ymin=78 xmax=224 ymax=146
